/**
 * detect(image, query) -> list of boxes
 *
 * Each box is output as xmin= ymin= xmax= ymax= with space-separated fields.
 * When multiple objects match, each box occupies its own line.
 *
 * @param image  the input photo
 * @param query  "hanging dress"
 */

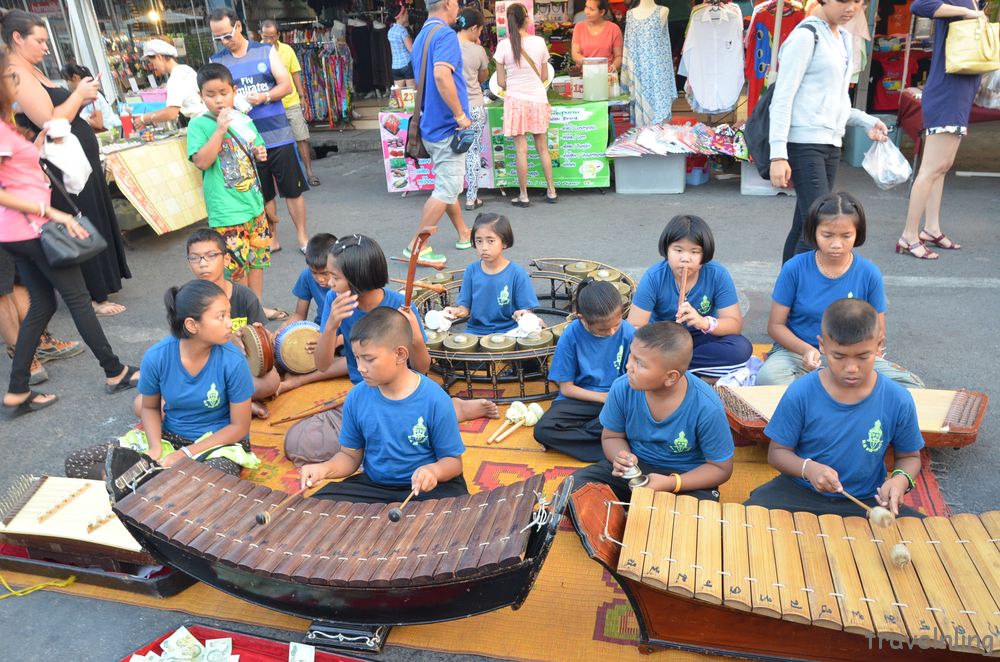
xmin=622 ymin=6 xmax=677 ymax=126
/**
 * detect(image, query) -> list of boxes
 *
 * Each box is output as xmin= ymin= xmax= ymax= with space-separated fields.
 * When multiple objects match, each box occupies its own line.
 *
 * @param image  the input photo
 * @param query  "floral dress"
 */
xmin=622 ymin=7 xmax=677 ymax=126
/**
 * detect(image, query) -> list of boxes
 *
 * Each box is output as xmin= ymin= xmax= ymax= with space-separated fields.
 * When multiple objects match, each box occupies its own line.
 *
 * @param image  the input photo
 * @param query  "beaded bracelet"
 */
xmin=890 ymin=468 xmax=915 ymax=493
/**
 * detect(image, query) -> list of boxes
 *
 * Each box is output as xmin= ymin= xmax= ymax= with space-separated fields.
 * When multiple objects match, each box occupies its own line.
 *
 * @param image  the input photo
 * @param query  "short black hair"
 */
xmin=260 ymin=19 xmax=278 ymax=31
xmin=164 ymin=280 xmax=226 ymax=339
xmin=186 ymin=228 xmax=226 ymax=253
xmin=197 ymin=63 xmax=234 ymax=91
xmin=804 ymin=191 xmax=867 ymax=248
xmin=208 ymin=7 xmax=239 ymax=26
xmin=351 ymin=307 xmax=412 ymax=352
xmin=658 ymin=215 xmax=715 ymax=264
xmin=329 ymin=234 xmax=388 ymax=295
xmin=574 ymin=279 xmax=622 ymax=322
xmin=453 ymin=7 xmax=484 ymax=30
xmin=305 ymin=233 xmax=338 ymax=270
xmin=634 ymin=321 xmax=693 ymax=370
xmin=61 ymin=62 xmax=93 ymax=80
xmin=472 ymin=213 xmax=514 ymax=248
xmin=821 ymin=298 xmax=879 ymax=345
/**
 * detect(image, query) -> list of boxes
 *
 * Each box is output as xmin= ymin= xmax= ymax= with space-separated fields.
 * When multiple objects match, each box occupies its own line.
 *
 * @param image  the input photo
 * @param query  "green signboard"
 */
xmin=487 ymin=100 xmax=610 ymax=189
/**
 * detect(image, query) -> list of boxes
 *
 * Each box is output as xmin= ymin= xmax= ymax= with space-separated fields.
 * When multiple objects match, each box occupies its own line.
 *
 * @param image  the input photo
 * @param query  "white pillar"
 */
xmin=64 ymin=0 xmax=119 ymax=102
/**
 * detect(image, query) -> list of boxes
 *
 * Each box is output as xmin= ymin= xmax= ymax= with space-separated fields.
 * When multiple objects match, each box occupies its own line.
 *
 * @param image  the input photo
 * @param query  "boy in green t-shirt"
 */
xmin=187 ymin=63 xmax=273 ymax=313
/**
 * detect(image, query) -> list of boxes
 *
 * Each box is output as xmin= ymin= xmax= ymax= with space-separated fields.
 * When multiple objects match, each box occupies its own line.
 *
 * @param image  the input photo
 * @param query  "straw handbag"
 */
xmin=945 ymin=8 xmax=1000 ymax=75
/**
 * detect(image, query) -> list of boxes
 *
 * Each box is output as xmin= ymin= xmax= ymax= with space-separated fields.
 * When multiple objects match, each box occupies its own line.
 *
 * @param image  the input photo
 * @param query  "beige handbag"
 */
xmin=945 ymin=5 xmax=1000 ymax=75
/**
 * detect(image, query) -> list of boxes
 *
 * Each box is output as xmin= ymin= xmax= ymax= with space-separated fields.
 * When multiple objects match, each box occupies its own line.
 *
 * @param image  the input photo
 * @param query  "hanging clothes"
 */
xmin=744 ymin=0 xmax=805 ymax=115
xmin=622 ymin=6 xmax=677 ymax=127
xmin=292 ymin=42 xmax=354 ymax=125
xmin=680 ymin=2 xmax=745 ymax=115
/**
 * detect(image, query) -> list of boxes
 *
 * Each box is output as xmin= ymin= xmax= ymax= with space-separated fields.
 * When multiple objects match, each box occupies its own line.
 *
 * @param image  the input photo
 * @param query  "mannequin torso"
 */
xmin=630 ymin=0 xmax=664 ymax=22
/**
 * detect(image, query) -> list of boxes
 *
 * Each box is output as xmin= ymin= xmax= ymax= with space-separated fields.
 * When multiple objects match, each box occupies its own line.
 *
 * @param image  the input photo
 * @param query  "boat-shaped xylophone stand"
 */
xmin=304 ymin=621 xmax=392 ymax=653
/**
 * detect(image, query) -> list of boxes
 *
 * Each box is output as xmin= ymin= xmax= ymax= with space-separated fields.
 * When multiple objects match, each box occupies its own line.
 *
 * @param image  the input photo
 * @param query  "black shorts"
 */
xmin=0 ymin=247 xmax=15 ymax=297
xmin=392 ymin=62 xmax=414 ymax=80
xmin=258 ymin=143 xmax=309 ymax=202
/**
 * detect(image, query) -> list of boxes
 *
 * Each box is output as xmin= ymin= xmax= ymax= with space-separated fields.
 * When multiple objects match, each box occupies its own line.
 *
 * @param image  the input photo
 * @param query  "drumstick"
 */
xmin=256 ymin=487 xmax=305 ymax=525
xmin=389 ymin=277 xmax=447 ymax=294
xmin=487 ymin=419 xmax=511 ymax=443
xmin=388 ymin=490 xmax=417 ymax=522
xmin=271 ymin=392 xmax=348 ymax=425
xmin=389 ymin=255 xmax=447 ymax=271
xmin=840 ymin=489 xmax=894 ymax=527
xmin=678 ymin=266 xmax=688 ymax=312
xmin=405 ymin=229 xmax=434 ymax=307
xmin=495 ymin=420 xmax=526 ymax=443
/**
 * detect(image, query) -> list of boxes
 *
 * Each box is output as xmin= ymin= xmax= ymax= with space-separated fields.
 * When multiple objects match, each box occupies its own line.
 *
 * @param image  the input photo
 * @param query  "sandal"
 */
xmin=464 ymin=199 xmax=484 ymax=211
xmin=919 ymin=230 xmax=961 ymax=250
xmin=106 ymin=364 xmax=141 ymax=394
xmin=546 ymin=193 xmax=558 ymax=204
xmin=3 ymin=390 xmax=58 ymax=418
xmin=265 ymin=308 xmax=290 ymax=321
xmin=895 ymin=238 xmax=938 ymax=260
xmin=511 ymin=198 xmax=530 ymax=208
xmin=93 ymin=301 xmax=126 ymax=317
xmin=309 ymin=176 xmax=321 ymax=187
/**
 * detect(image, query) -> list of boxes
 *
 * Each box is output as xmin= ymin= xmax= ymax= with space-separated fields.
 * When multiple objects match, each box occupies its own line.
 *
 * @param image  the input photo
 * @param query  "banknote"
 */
xmin=288 ymin=641 xmax=315 ymax=662
xmin=204 ymin=638 xmax=232 ymax=662
xmin=160 ymin=626 xmax=205 ymax=661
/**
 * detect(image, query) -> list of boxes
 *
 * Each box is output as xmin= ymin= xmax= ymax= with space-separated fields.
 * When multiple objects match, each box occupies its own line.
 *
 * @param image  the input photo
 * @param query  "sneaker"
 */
xmin=29 ymin=358 xmax=49 ymax=386
xmin=36 ymin=333 xmax=85 ymax=363
xmin=402 ymin=244 xmax=434 ymax=259
xmin=455 ymin=239 xmax=473 ymax=250
xmin=419 ymin=250 xmax=448 ymax=265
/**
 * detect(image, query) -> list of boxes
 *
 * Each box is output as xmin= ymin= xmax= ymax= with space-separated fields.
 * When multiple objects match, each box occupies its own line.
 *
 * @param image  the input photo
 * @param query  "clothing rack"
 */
xmin=293 ymin=41 xmax=354 ymax=127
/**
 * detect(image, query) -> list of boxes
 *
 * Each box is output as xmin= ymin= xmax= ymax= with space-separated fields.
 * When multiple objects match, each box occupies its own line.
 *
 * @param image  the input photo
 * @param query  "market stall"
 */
xmin=103 ymin=134 xmax=207 ymax=235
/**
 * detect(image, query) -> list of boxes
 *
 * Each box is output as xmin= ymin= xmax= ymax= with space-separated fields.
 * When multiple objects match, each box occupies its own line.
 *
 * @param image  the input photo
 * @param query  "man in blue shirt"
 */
xmin=208 ymin=8 xmax=311 ymax=253
xmin=405 ymin=0 xmax=473 ymax=265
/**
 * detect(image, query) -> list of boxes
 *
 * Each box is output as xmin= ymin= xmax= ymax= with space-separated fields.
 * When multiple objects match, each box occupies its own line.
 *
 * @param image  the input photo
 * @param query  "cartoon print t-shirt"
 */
xmin=187 ymin=111 xmax=265 ymax=228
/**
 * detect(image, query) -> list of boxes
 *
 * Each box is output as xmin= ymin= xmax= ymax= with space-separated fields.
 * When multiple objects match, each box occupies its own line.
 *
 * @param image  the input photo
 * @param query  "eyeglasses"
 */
xmin=212 ymin=24 xmax=240 ymax=44
xmin=186 ymin=252 xmax=224 ymax=264
xmin=1 ymin=72 xmax=19 ymax=85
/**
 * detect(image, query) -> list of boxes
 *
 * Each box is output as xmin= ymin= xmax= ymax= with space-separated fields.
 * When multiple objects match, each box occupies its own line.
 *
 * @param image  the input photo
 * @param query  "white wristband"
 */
xmin=801 ymin=458 xmax=812 ymax=479
xmin=181 ymin=446 xmax=193 ymax=458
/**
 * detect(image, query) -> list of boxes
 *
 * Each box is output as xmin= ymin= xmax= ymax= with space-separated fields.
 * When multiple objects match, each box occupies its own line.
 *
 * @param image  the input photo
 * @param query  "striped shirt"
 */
xmin=211 ymin=41 xmax=294 ymax=148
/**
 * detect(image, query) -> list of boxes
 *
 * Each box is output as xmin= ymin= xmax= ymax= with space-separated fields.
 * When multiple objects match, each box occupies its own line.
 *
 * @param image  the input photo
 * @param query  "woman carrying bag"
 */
xmin=896 ymin=0 xmax=989 ymax=260
xmin=0 ymin=50 xmax=138 ymax=417
xmin=494 ymin=3 xmax=558 ymax=207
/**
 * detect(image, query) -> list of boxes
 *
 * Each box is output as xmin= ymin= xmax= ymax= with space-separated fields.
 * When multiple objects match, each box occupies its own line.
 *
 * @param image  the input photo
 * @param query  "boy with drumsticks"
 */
xmin=571 ymin=321 xmax=735 ymax=502
xmin=745 ymin=299 xmax=923 ymax=517
xmin=300 ymin=307 xmax=468 ymax=503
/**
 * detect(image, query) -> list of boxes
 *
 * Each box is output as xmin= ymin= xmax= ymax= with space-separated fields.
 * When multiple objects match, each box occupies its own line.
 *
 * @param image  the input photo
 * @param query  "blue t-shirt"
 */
xmin=319 ymin=288 xmax=427 ymax=384
xmin=411 ymin=18 xmax=469 ymax=143
xmin=339 ymin=373 xmax=465 ymax=485
xmin=211 ymin=42 xmax=294 ymax=148
xmin=772 ymin=251 xmax=886 ymax=350
xmin=633 ymin=261 xmax=739 ymax=336
xmin=599 ymin=373 xmax=735 ymax=471
xmin=291 ymin=267 xmax=330 ymax=325
xmin=137 ymin=336 xmax=254 ymax=442
xmin=765 ymin=372 xmax=924 ymax=498
xmin=456 ymin=261 xmax=538 ymax=335
xmin=549 ymin=319 xmax=635 ymax=401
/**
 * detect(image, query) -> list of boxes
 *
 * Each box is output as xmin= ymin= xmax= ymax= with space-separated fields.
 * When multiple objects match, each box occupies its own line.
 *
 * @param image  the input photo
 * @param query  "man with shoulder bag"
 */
xmin=404 ymin=0 xmax=474 ymax=265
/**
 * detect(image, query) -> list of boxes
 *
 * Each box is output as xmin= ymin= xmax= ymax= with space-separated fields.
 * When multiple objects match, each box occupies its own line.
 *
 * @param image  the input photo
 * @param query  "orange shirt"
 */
xmin=572 ymin=21 xmax=623 ymax=62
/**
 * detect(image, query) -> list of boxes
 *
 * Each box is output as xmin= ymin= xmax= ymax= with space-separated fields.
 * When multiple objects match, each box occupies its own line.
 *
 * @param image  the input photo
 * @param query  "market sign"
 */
xmin=29 ymin=0 xmax=62 ymax=16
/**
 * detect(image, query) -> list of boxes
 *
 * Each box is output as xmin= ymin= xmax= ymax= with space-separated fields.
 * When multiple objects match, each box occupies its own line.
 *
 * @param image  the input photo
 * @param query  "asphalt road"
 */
xmin=1 ymin=149 xmax=997 ymax=660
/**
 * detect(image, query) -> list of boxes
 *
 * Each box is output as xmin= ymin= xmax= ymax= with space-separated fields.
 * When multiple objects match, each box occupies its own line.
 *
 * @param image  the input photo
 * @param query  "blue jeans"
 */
xmin=783 ymin=143 xmax=840 ymax=263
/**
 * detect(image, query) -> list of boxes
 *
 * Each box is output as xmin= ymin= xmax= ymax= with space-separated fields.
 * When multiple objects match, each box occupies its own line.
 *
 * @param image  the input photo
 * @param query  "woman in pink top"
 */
xmin=495 ymin=3 xmax=557 ymax=206
xmin=0 ymin=50 xmax=138 ymax=417
xmin=571 ymin=0 xmax=623 ymax=70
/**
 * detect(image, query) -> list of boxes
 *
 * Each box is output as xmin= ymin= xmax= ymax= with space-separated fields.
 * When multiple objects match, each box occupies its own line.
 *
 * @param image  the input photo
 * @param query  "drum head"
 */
xmin=240 ymin=323 xmax=272 ymax=377
xmin=275 ymin=322 xmax=321 ymax=374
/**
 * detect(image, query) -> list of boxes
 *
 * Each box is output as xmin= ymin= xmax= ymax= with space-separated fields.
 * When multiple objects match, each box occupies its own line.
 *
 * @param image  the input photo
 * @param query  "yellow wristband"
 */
xmin=454 ymin=113 xmax=467 ymax=122
xmin=671 ymin=473 xmax=682 ymax=494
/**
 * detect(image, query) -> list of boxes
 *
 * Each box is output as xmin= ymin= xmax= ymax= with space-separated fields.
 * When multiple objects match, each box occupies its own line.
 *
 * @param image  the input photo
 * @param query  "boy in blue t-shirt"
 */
xmin=571 ymin=322 xmax=735 ymax=502
xmin=300 ymin=308 xmax=468 ymax=503
xmin=745 ymin=299 xmax=924 ymax=517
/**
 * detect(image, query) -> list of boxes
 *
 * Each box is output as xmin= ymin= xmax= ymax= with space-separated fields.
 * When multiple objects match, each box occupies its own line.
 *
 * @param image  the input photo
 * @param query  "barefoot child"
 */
xmin=746 ymin=299 xmax=923 ymax=517
xmin=534 ymin=280 xmax=634 ymax=461
xmin=300 ymin=308 xmax=468 ymax=503
xmin=571 ymin=322 xmax=734 ymax=502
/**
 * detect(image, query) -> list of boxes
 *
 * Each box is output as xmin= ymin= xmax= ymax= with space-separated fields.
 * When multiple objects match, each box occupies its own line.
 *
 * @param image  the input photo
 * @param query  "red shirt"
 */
xmin=745 ymin=4 xmax=804 ymax=115
xmin=0 ymin=122 xmax=50 ymax=243
xmin=572 ymin=21 xmax=623 ymax=63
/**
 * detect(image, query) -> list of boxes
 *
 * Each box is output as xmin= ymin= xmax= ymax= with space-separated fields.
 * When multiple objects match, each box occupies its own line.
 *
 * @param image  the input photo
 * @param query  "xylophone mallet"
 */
xmin=256 ymin=488 xmax=305 ymax=526
xmin=839 ymin=489 xmax=895 ymax=528
xmin=388 ymin=490 xmax=417 ymax=522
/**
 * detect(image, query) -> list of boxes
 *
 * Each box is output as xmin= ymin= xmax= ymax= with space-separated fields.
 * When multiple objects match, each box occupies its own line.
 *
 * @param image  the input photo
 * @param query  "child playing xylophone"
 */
xmin=300 ymin=308 xmax=468 ymax=503
xmin=745 ymin=299 xmax=923 ymax=517
xmin=571 ymin=321 xmax=735 ymax=502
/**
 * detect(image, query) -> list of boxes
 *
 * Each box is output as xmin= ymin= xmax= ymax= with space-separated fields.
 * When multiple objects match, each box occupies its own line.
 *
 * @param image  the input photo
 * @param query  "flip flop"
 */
xmin=2 ymin=390 xmax=58 ymax=418
xmin=464 ymin=199 xmax=484 ymax=211
xmin=309 ymin=176 xmax=321 ymax=186
xmin=511 ymin=199 xmax=530 ymax=208
xmin=93 ymin=302 xmax=127 ymax=317
xmin=266 ymin=308 xmax=290 ymax=321
xmin=106 ymin=365 xmax=140 ymax=394
xmin=270 ymin=245 xmax=283 ymax=253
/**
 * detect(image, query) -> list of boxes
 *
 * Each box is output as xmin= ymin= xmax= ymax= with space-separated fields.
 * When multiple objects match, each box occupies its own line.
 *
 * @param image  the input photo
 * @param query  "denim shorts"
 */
xmin=392 ymin=62 xmax=414 ymax=80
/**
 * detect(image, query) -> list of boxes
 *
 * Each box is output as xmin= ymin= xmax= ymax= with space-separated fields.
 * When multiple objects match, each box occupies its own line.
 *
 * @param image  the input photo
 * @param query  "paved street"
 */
xmin=1 ymin=148 xmax=997 ymax=660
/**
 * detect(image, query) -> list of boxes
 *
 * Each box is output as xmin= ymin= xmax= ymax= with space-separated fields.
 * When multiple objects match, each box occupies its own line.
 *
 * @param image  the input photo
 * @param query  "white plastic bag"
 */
xmin=862 ymin=140 xmax=911 ymax=190
xmin=40 ymin=131 xmax=92 ymax=195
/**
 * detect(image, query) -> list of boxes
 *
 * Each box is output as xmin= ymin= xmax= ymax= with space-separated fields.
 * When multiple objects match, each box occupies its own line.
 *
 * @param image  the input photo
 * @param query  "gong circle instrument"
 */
xmin=570 ymin=483 xmax=1000 ymax=660
xmin=239 ymin=323 xmax=273 ymax=378
xmin=716 ymin=384 xmax=989 ymax=449
xmin=407 ymin=258 xmax=635 ymax=405
xmin=274 ymin=321 xmax=321 ymax=374
xmin=106 ymin=447 xmax=571 ymax=628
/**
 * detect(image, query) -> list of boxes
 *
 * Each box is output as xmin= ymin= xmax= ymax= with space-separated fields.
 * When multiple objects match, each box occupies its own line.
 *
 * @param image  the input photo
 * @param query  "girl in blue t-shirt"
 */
xmin=65 ymin=281 xmax=257 ymax=479
xmin=443 ymin=214 xmax=538 ymax=335
xmin=534 ymin=280 xmax=635 ymax=462
xmin=314 ymin=234 xmax=498 ymax=423
xmin=758 ymin=192 xmax=923 ymax=388
xmin=627 ymin=215 xmax=752 ymax=381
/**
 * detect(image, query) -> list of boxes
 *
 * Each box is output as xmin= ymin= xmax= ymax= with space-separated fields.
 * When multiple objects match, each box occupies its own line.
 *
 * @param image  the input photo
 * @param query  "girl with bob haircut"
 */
xmin=628 ymin=215 xmax=752 ymax=381
xmin=65 ymin=280 xmax=257 ymax=479
xmin=758 ymin=192 xmax=924 ymax=387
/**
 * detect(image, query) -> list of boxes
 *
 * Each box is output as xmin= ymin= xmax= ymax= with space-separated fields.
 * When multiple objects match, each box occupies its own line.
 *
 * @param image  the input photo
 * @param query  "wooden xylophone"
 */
xmin=716 ymin=385 xmax=989 ymax=448
xmin=108 ymin=447 xmax=570 ymax=626
xmin=570 ymin=483 xmax=1000 ymax=660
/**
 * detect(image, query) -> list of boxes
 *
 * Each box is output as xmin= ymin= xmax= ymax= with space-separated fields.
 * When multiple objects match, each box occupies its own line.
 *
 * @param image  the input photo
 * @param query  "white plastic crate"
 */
xmin=740 ymin=161 xmax=795 ymax=196
xmin=614 ymin=155 xmax=686 ymax=194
